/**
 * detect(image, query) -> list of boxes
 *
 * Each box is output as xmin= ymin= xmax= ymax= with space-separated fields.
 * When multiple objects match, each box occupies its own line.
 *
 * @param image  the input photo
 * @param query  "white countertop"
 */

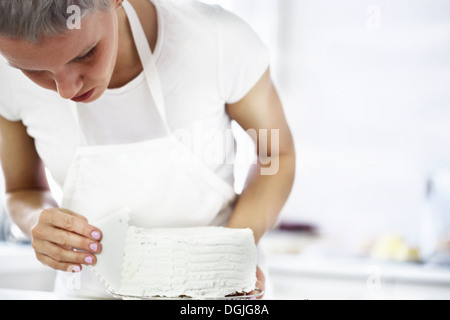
xmin=0 ymin=243 xmax=56 ymax=293
xmin=0 ymin=288 xmax=61 ymax=300
xmin=260 ymin=230 xmax=450 ymax=299
xmin=267 ymin=253 xmax=450 ymax=285
xmin=0 ymin=243 xmax=54 ymax=273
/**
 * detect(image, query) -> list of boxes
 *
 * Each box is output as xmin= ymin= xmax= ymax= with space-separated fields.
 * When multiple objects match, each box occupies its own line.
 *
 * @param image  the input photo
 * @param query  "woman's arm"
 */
xmin=226 ymin=68 xmax=296 ymax=244
xmin=0 ymin=116 xmax=55 ymax=236
xmin=0 ymin=116 xmax=102 ymax=272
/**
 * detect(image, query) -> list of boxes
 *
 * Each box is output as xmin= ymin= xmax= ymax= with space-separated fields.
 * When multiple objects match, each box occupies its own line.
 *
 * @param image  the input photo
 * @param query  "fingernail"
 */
xmin=70 ymin=265 xmax=81 ymax=273
xmin=89 ymin=243 xmax=98 ymax=252
xmin=91 ymin=231 xmax=101 ymax=240
xmin=84 ymin=256 xmax=93 ymax=264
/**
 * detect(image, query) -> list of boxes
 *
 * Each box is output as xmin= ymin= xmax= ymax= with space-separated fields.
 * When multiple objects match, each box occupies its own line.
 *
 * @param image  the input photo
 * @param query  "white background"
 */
xmin=203 ymin=0 xmax=450 ymax=249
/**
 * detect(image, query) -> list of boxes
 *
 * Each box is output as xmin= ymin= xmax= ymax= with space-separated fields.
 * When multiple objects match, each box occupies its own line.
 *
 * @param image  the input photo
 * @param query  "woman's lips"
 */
xmin=71 ymin=88 xmax=95 ymax=102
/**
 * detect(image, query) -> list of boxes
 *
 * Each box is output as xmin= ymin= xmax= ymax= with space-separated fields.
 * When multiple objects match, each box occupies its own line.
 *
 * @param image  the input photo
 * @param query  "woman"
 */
xmin=0 ymin=0 xmax=295 ymax=298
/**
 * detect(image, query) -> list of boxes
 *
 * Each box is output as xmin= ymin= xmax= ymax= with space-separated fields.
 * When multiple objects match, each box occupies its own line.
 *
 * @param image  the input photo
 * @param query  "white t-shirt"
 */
xmin=0 ymin=0 xmax=270 ymax=191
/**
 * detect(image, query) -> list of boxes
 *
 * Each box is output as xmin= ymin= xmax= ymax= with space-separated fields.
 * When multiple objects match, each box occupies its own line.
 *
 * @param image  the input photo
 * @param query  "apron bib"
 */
xmin=54 ymin=1 xmax=237 ymax=297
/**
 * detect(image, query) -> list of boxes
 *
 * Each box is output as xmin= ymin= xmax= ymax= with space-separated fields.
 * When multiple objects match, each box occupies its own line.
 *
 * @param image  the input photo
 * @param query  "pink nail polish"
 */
xmin=84 ymin=256 xmax=93 ymax=264
xmin=90 ymin=243 xmax=98 ymax=252
xmin=91 ymin=231 xmax=101 ymax=240
xmin=70 ymin=265 xmax=81 ymax=273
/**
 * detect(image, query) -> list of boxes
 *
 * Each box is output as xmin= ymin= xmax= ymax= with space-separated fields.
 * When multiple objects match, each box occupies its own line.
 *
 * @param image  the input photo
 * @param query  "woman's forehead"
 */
xmin=0 ymin=12 xmax=107 ymax=71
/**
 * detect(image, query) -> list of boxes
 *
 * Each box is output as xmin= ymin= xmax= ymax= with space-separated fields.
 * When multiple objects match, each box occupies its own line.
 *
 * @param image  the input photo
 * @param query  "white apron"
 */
xmin=54 ymin=1 xmax=237 ymax=298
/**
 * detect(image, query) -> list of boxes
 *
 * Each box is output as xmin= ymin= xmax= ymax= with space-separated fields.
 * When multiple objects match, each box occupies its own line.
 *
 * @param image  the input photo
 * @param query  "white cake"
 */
xmin=119 ymin=226 xmax=258 ymax=298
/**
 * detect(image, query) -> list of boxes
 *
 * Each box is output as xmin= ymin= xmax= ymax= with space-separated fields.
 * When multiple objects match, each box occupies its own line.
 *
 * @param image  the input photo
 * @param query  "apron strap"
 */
xmin=70 ymin=0 xmax=172 ymax=148
xmin=122 ymin=0 xmax=172 ymax=135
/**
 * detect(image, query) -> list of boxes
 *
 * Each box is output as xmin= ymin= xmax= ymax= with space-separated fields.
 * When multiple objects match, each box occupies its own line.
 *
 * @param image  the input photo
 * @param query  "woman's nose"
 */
xmin=54 ymin=68 xmax=83 ymax=100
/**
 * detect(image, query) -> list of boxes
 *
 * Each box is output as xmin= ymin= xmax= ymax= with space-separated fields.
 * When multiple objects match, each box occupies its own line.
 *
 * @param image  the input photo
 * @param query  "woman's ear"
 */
xmin=112 ymin=0 xmax=125 ymax=10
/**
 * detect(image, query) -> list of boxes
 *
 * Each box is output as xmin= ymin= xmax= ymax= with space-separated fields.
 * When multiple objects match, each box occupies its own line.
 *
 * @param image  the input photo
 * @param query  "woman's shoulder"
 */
xmin=156 ymin=0 xmax=259 ymax=50
xmin=0 ymin=58 xmax=25 ymax=121
xmin=0 ymin=57 xmax=62 ymax=121
xmin=156 ymin=0 xmax=241 ymax=28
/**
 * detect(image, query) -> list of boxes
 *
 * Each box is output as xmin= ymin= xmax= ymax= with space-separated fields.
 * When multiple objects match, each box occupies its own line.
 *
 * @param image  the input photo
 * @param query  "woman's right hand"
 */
xmin=31 ymin=208 xmax=102 ymax=273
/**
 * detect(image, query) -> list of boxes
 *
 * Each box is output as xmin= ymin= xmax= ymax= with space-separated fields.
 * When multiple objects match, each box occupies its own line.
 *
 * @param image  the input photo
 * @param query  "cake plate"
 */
xmin=108 ymin=288 xmax=264 ymax=300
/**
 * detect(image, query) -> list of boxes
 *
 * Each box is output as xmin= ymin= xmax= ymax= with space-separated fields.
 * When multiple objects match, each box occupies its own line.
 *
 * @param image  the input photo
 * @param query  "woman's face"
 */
xmin=0 ymin=8 xmax=119 ymax=103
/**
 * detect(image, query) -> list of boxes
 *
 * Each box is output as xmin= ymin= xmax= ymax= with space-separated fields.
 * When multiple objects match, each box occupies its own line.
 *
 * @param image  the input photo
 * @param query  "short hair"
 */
xmin=0 ymin=0 xmax=112 ymax=42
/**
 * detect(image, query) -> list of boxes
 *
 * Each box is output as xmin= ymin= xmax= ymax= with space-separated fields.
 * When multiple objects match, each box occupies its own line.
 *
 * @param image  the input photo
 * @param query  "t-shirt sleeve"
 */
xmin=0 ymin=96 xmax=20 ymax=122
xmin=216 ymin=7 xmax=271 ymax=104
xmin=0 ymin=61 xmax=21 ymax=122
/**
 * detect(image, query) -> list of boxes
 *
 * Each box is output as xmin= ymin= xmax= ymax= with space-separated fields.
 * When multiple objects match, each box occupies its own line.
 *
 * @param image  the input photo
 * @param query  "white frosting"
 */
xmin=119 ymin=226 xmax=257 ymax=298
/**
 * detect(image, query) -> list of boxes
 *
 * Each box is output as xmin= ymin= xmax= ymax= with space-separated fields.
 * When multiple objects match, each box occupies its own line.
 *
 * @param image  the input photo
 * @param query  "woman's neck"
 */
xmin=109 ymin=0 xmax=158 ymax=89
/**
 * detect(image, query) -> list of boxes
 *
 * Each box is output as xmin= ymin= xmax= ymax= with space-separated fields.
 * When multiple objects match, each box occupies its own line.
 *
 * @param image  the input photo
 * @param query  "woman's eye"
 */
xmin=21 ymin=46 xmax=97 ymax=75
xmin=76 ymin=47 xmax=97 ymax=63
